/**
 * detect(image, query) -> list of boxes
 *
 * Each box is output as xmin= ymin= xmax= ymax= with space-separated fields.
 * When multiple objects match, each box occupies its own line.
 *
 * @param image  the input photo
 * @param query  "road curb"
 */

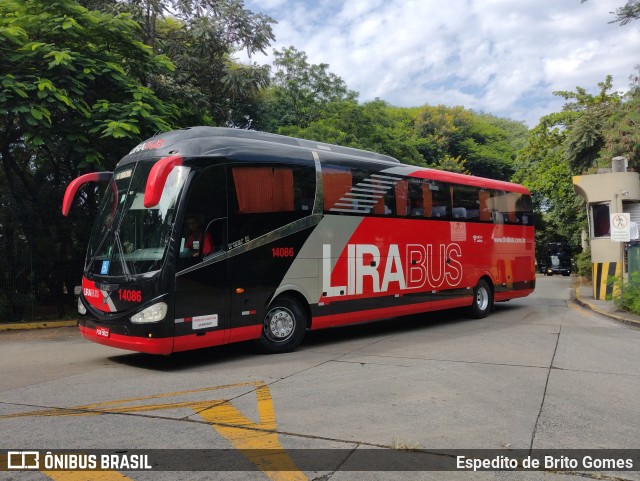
xmin=0 ymin=320 xmax=77 ymax=331
xmin=573 ymin=279 xmax=640 ymax=327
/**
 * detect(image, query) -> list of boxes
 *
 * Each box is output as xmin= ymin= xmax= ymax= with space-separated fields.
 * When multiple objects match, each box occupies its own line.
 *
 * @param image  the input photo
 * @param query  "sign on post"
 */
xmin=611 ymin=213 xmax=631 ymax=242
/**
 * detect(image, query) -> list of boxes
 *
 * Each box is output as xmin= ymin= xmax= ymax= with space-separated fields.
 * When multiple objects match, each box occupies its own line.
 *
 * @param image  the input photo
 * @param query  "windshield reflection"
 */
xmin=86 ymin=162 xmax=190 ymax=279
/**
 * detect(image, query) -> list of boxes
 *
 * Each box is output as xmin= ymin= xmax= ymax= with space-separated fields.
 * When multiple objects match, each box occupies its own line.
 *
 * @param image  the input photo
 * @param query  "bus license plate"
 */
xmin=96 ymin=327 xmax=110 ymax=338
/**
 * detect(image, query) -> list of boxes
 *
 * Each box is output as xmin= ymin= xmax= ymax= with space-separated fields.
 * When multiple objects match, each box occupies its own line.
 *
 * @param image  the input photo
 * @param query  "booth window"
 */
xmin=592 ymin=203 xmax=610 ymax=238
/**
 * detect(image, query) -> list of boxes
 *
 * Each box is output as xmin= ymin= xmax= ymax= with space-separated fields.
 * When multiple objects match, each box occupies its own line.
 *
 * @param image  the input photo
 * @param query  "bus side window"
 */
xmin=323 ymin=166 xmax=353 ymax=212
xmin=491 ymin=190 xmax=507 ymax=224
xmin=426 ymin=180 xmax=450 ymax=220
xmin=451 ymin=184 xmax=482 ymax=221
xmin=228 ymin=163 xmax=316 ymax=243
xmin=179 ymin=165 xmax=227 ymax=265
xmin=517 ymin=194 xmax=534 ymax=226
xmin=408 ymin=179 xmax=425 ymax=217
xmin=505 ymin=192 xmax=519 ymax=224
xmin=395 ymin=180 xmax=409 ymax=216
xmin=479 ymin=190 xmax=491 ymax=222
xmin=323 ymin=164 xmax=397 ymax=215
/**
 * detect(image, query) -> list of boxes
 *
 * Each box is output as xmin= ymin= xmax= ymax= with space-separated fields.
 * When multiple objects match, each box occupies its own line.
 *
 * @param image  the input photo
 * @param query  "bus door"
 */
xmin=174 ymin=165 xmax=230 ymax=349
xmin=228 ymin=249 xmax=260 ymax=343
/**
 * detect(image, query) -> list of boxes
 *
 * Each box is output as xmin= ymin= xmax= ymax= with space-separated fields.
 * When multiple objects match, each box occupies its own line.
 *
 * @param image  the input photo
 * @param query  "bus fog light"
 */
xmin=131 ymin=302 xmax=168 ymax=324
xmin=78 ymin=297 xmax=87 ymax=315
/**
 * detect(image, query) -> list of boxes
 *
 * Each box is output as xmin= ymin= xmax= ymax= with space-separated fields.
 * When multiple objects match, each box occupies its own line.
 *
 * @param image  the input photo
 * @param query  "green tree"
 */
xmin=414 ymin=105 xmax=522 ymax=180
xmin=77 ymin=0 xmax=276 ymax=127
xmin=610 ymin=0 xmax=640 ymax=25
xmin=279 ymin=100 xmax=426 ymax=165
xmin=601 ymin=94 xmax=640 ymax=166
xmin=578 ymin=0 xmax=640 ymax=168
xmin=431 ymin=155 xmax=469 ymax=174
xmin=554 ymin=76 xmax=623 ymax=173
xmin=513 ymin=109 xmax=585 ymax=252
xmin=0 ymin=0 xmax=178 ymax=318
xmin=257 ymin=46 xmax=358 ymax=132
xmin=581 ymin=0 xmax=640 ymax=25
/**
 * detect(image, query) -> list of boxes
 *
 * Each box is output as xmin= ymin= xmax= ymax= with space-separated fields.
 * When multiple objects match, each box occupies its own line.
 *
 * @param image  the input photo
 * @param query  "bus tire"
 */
xmin=256 ymin=295 xmax=307 ymax=354
xmin=470 ymin=279 xmax=493 ymax=319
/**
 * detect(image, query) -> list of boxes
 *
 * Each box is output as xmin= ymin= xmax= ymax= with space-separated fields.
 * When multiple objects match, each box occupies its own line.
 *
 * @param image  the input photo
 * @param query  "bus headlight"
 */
xmin=78 ymin=297 xmax=87 ymax=315
xmin=131 ymin=302 xmax=168 ymax=324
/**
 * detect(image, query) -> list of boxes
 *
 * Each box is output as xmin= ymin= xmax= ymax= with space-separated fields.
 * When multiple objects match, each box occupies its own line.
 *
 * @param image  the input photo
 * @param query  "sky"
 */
xmin=242 ymin=0 xmax=639 ymax=127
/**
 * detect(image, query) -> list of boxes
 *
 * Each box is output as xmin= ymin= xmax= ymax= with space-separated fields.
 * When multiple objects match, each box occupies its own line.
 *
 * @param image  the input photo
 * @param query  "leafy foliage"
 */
xmin=414 ymin=105 xmax=525 ymax=179
xmin=257 ymin=46 xmax=358 ymax=132
xmin=0 ymin=0 xmax=180 ymax=317
xmin=280 ymin=100 xmax=426 ymax=165
xmin=576 ymin=249 xmax=593 ymax=280
xmin=0 ymin=0 xmax=177 ymax=199
xmin=77 ymin=0 xmax=276 ymax=127
xmin=610 ymin=0 xmax=640 ymax=25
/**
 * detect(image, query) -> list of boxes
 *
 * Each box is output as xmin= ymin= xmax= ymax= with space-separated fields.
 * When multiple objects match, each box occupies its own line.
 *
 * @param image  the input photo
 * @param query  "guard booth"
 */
xmin=573 ymin=157 xmax=640 ymax=299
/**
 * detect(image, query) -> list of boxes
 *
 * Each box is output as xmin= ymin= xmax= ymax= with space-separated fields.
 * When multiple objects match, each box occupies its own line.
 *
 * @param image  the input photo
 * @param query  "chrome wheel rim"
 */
xmin=264 ymin=307 xmax=295 ymax=342
xmin=476 ymin=286 xmax=489 ymax=311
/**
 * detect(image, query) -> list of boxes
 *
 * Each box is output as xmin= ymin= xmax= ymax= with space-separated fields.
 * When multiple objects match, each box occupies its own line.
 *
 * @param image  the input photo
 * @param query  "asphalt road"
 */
xmin=1 ymin=274 xmax=639 ymax=481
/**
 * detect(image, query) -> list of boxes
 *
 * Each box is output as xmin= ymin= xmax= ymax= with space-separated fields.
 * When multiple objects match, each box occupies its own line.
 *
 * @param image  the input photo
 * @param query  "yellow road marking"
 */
xmin=1 ymin=382 xmax=308 ymax=481
xmin=198 ymin=384 xmax=307 ymax=481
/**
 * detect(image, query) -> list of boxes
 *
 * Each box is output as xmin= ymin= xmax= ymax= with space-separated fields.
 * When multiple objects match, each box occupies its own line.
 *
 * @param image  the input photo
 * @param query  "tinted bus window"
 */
xmin=228 ymin=164 xmax=315 ymax=243
xmin=407 ymin=178 xmax=425 ymax=217
xmin=426 ymin=180 xmax=450 ymax=220
xmin=478 ymin=189 xmax=492 ymax=222
xmin=323 ymin=164 xmax=395 ymax=215
xmin=516 ymin=193 xmax=534 ymax=226
xmin=393 ymin=178 xmax=450 ymax=219
xmin=179 ymin=164 xmax=227 ymax=264
xmin=451 ymin=184 xmax=480 ymax=221
xmin=323 ymin=166 xmax=353 ymax=213
xmin=490 ymin=190 xmax=508 ymax=224
xmin=395 ymin=180 xmax=409 ymax=216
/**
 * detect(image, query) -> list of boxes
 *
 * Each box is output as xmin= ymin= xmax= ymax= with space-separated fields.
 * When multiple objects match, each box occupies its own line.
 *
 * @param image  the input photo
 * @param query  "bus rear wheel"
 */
xmin=256 ymin=295 xmax=307 ymax=354
xmin=470 ymin=279 xmax=493 ymax=319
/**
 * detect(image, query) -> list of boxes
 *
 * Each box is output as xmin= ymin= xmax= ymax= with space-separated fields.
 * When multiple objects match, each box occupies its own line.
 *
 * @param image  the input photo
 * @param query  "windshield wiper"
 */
xmin=114 ymin=229 xmax=133 ymax=282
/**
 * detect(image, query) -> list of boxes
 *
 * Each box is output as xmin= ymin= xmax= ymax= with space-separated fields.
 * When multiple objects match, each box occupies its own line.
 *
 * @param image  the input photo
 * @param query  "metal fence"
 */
xmin=0 ymin=258 xmax=84 ymax=323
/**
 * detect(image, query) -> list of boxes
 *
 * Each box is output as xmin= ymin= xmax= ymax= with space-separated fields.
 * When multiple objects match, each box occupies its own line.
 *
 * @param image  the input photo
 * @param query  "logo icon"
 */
xmin=7 ymin=451 xmax=40 ymax=470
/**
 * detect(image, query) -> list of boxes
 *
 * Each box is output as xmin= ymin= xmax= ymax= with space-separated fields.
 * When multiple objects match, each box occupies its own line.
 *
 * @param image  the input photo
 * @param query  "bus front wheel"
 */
xmin=470 ymin=279 xmax=493 ymax=319
xmin=256 ymin=295 xmax=307 ymax=354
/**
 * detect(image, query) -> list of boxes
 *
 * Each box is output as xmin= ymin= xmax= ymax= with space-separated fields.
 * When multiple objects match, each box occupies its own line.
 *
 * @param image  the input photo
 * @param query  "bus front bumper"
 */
xmin=79 ymin=324 xmax=174 ymax=355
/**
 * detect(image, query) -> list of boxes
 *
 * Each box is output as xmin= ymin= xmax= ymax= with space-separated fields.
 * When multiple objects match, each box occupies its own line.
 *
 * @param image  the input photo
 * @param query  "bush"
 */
xmin=615 ymin=272 xmax=640 ymax=315
xmin=576 ymin=248 xmax=592 ymax=280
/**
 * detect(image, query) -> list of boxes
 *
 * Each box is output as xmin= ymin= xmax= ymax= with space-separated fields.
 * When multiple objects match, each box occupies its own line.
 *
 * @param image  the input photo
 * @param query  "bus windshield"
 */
xmin=86 ymin=161 xmax=190 ymax=279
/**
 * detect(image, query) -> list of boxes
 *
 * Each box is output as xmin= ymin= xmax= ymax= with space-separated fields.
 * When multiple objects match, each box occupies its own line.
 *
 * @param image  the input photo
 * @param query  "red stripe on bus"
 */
xmin=80 ymin=324 xmax=262 ymax=354
xmin=495 ymin=288 xmax=534 ymax=302
xmin=79 ymin=324 xmax=174 ymax=355
xmin=173 ymin=326 xmax=260 ymax=351
xmin=312 ymin=299 xmax=471 ymax=329
xmin=173 ymin=330 xmax=227 ymax=352
xmin=311 ymin=288 xmax=528 ymax=330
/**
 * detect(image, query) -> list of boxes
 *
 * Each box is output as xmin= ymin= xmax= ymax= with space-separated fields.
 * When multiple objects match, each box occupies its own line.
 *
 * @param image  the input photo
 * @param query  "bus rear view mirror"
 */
xmin=62 ymin=172 xmax=113 ymax=216
xmin=143 ymin=155 xmax=183 ymax=208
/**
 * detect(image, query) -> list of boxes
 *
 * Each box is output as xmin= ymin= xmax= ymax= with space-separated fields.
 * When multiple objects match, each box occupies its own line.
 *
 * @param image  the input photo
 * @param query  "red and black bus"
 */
xmin=63 ymin=127 xmax=535 ymax=355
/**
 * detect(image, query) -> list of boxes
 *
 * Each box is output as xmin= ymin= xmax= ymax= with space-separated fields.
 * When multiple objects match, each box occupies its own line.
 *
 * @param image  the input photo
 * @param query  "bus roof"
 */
xmin=125 ymin=126 xmax=400 ymax=164
xmin=124 ymin=126 xmax=529 ymax=195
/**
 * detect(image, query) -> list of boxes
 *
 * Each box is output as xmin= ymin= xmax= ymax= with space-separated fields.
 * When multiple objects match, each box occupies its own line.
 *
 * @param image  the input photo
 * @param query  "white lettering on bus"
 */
xmin=322 ymin=243 xmax=463 ymax=297
xmin=83 ymin=288 xmax=101 ymax=299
